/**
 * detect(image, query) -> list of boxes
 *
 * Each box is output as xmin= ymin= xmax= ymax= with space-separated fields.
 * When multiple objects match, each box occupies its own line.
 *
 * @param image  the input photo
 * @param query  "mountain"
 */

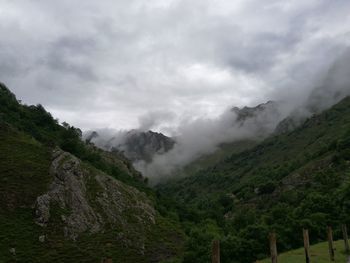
xmin=86 ymin=130 xmax=175 ymax=163
xmin=157 ymin=96 xmax=350 ymax=262
xmin=0 ymin=83 xmax=184 ymax=262
xmin=114 ymin=130 xmax=175 ymax=162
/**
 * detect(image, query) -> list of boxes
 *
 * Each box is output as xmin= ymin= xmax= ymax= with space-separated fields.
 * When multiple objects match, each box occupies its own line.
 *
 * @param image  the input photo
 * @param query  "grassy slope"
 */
xmin=260 ymin=240 xmax=348 ymax=263
xmin=0 ymin=124 xmax=51 ymax=261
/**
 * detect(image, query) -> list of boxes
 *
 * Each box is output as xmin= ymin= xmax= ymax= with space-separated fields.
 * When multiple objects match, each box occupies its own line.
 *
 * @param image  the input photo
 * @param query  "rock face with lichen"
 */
xmin=34 ymin=148 xmax=155 ymax=242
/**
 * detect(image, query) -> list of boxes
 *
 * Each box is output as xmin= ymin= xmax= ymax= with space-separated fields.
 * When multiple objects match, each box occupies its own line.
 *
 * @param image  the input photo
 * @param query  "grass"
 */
xmin=260 ymin=240 xmax=349 ymax=263
xmin=0 ymin=125 xmax=51 ymax=211
xmin=0 ymin=125 xmax=52 ymax=262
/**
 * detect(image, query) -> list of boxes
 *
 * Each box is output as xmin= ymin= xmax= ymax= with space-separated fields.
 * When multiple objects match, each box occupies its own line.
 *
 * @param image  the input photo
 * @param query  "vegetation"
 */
xmin=0 ymin=83 xmax=147 ymax=193
xmin=178 ymin=139 xmax=257 ymax=178
xmin=0 ymin=83 xmax=184 ymax=262
xmin=2 ymin=81 xmax=350 ymax=262
xmin=158 ymin=96 xmax=350 ymax=262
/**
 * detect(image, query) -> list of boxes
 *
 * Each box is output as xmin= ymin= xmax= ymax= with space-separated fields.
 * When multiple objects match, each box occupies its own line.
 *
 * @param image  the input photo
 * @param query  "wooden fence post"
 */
xmin=303 ymin=229 xmax=310 ymax=263
xmin=342 ymin=224 xmax=350 ymax=254
xmin=212 ymin=240 xmax=220 ymax=263
xmin=327 ymin=226 xmax=335 ymax=262
xmin=269 ymin=232 xmax=278 ymax=263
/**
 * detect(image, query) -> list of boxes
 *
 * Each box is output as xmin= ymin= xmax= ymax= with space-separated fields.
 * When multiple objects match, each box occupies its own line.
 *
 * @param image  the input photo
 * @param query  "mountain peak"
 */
xmin=117 ymin=130 xmax=175 ymax=162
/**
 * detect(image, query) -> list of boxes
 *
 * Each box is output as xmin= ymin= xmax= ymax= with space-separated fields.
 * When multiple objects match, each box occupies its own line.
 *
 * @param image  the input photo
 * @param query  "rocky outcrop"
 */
xmin=34 ymin=148 xmax=155 ymax=242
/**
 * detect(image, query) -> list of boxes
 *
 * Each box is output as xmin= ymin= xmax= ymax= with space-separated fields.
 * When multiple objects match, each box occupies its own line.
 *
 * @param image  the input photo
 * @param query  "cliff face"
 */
xmin=34 ymin=148 xmax=155 ymax=245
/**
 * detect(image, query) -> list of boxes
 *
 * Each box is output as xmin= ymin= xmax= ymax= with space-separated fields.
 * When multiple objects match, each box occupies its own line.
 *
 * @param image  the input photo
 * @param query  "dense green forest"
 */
xmin=157 ymin=96 xmax=350 ymax=262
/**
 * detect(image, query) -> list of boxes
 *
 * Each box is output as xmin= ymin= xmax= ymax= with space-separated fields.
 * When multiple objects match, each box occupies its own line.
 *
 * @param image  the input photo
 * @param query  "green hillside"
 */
xmin=0 ymin=84 xmax=184 ymax=263
xmin=158 ymin=96 xmax=350 ymax=262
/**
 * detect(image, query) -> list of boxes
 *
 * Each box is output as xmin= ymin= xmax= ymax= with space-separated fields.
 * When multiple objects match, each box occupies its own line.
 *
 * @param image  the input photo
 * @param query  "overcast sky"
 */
xmin=1 ymin=0 xmax=350 ymax=132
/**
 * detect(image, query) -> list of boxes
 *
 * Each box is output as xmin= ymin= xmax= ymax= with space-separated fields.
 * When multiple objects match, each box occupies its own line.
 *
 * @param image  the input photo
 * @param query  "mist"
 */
xmin=134 ymin=102 xmax=286 ymax=181
xmin=83 ymin=49 xmax=350 ymax=183
xmin=134 ymin=49 xmax=350 ymax=182
xmin=83 ymin=128 xmax=129 ymax=151
xmin=138 ymin=110 xmax=177 ymax=132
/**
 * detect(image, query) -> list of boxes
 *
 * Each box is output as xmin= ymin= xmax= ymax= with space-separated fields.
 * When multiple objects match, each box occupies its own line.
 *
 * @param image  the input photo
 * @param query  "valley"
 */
xmin=1 ymin=82 xmax=350 ymax=262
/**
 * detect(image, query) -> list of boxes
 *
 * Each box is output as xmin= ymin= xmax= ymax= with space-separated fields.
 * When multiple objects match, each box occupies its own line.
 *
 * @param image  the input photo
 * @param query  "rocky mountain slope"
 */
xmin=34 ymin=148 xmax=156 ymax=243
xmin=0 ymin=83 xmax=184 ymax=262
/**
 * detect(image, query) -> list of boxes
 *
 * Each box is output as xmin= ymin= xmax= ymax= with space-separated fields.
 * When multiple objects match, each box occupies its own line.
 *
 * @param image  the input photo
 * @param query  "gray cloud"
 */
xmin=134 ymin=48 xmax=350 ymax=182
xmin=0 ymin=0 xmax=350 ymax=133
xmin=134 ymin=100 xmax=288 ymax=182
xmin=138 ymin=110 xmax=176 ymax=131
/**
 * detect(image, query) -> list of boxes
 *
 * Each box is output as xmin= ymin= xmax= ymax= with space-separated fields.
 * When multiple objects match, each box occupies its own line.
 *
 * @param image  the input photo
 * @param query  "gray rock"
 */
xmin=34 ymin=194 xmax=51 ymax=226
xmin=34 ymin=148 xmax=155 ymax=243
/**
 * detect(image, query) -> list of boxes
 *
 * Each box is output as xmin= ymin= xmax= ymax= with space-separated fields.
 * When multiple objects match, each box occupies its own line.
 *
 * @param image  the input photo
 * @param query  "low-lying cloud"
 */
xmin=135 ymin=49 xmax=350 ymax=182
xmin=85 ymin=49 xmax=350 ymax=183
xmin=134 ymin=102 xmax=286 ymax=180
